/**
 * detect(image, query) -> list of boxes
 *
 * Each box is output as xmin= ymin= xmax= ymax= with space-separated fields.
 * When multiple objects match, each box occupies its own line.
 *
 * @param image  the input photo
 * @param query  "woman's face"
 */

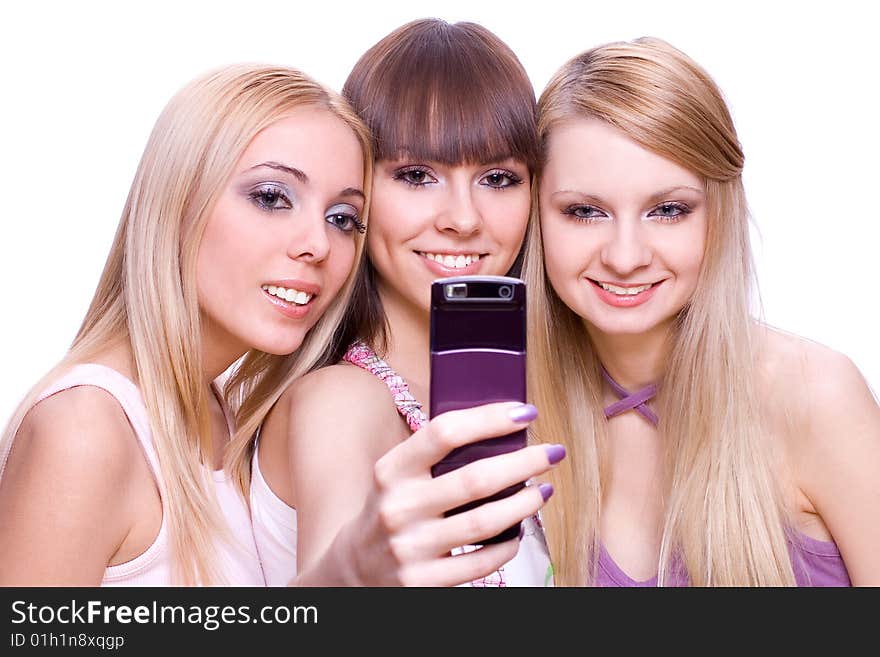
xmin=196 ymin=107 xmax=365 ymax=362
xmin=367 ymin=156 xmax=531 ymax=312
xmin=539 ymin=118 xmax=707 ymax=338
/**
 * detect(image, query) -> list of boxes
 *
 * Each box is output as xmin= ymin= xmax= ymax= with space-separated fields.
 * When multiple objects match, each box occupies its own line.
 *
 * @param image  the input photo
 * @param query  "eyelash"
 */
xmin=561 ymin=202 xmax=692 ymax=224
xmin=393 ymin=166 xmax=435 ymax=187
xmin=392 ymin=166 xmax=524 ymax=189
xmin=481 ymin=169 xmax=524 ymax=189
xmin=248 ymin=184 xmax=292 ymax=211
xmin=561 ymin=204 xmax=607 ymax=223
xmin=648 ymin=202 xmax=691 ymax=223
xmin=249 ymin=185 xmax=365 ymax=234
xmin=326 ymin=212 xmax=366 ymax=234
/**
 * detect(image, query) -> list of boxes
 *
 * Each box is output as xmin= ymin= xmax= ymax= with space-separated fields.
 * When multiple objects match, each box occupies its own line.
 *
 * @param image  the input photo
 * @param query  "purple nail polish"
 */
xmin=539 ymin=483 xmax=554 ymax=502
xmin=544 ymin=444 xmax=566 ymax=464
xmin=508 ymin=403 xmax=538 ymax=423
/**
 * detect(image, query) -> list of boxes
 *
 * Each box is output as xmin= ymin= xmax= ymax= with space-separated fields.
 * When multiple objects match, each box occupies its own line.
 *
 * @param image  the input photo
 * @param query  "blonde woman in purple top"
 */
xmin=524 ymin=37 xmax=880 ymax=586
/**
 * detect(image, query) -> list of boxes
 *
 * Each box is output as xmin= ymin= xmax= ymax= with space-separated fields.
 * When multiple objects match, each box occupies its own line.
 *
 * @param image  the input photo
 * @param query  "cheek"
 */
xmin=505 ymin=194 xmax=532 ymax=243
xmin=540 ymin=215 xmax=590 ymax=283
xmin=326 ymin=236 xmax=358 ymax=292
xmin=196 ymin=212 xmax=243 ymax=298
xmin=668 ymin=222 xmax=707 ymax=283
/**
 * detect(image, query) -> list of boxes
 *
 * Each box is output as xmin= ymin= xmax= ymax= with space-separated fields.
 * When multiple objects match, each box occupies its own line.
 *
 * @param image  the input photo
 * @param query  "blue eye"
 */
xmin=249 ymin=184 xmax=292 ymax=211
xmin=325 ymin=205 xmax=366 ymax=234
xmin=480 ymin=169 xmax=524 ymax=189
xmin=562 ymin=204 xmax=608 ymax=223
xmin=648 ymin=202 xmax=690 ymax=223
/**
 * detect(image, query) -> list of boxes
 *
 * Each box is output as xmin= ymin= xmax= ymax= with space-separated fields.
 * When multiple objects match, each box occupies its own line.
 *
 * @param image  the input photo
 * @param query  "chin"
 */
xmin=250 ymin=333 xmax=308 ymax=357
xmin=588 ymin=310 xmax=680 ymax=338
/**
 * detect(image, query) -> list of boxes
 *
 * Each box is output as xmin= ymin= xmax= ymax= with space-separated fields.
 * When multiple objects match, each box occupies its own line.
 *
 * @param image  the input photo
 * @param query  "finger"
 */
xmin=401 ymin=538 xmax=520 ymax=587
xmin=429 ymin=481 xmax=549 ymax=554
xmin=376 ymin=402 xmax=538 ymax=480
xmin=385 ymin=481 xmax=549 ymax=565
xmin=392 ymin=442 xmax=561 ymax=521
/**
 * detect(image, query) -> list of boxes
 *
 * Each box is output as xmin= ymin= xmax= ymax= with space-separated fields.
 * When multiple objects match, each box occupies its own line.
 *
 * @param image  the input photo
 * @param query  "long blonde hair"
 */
xmin=524 ymin=37 xmax=795 ymax=586
xmin=0 ymin=64 xmax=372 ymax=585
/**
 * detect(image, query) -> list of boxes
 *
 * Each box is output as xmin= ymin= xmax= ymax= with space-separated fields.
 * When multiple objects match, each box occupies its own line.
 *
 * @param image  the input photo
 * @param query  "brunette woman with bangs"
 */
xmin=254 ymin=18 xmax=563 ymax=586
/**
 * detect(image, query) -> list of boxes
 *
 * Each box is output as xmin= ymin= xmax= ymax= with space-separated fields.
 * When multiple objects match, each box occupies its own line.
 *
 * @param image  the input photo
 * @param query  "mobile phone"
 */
xmin=429 ymin=275 xmax=527 ymax=544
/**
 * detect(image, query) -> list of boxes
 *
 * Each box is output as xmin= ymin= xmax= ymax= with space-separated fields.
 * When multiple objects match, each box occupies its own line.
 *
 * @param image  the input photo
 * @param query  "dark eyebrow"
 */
xmin=247 ymin=161 xmax=308 ymax=183
xmin=247 ymin=162 xmax=363 ymax=201
xmin=339 ymin=187 xmax=366 ymax=201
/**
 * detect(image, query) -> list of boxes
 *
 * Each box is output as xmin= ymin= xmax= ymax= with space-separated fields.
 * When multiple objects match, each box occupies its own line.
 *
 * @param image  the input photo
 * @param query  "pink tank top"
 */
xmin=343 ymin=341 xmax=554 ymax=587
xmin=1 ymin=364 xmax=266 ymax=586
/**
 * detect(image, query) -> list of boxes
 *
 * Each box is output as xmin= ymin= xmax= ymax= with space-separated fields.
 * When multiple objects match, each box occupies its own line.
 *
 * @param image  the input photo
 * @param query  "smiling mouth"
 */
xmin=416 ymin=251 xmax=486 ymax=270
xmin=588 ymin=279 xmax=660 ymax=296
xmin=261 ymin=284 xmax=314 ymax=305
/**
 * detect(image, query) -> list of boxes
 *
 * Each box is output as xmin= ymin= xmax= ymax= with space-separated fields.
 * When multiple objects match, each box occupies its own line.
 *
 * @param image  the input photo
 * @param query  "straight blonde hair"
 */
xmin=1 ymin=64 xmax=372 ymax=585
xmin=524 ymin=38 xmax=796 ymax=586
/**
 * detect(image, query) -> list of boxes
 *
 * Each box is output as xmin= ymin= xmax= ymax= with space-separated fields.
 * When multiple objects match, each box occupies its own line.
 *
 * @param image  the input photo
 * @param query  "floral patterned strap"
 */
xmin=341 ymin=340 xmax=508 ymax=587
xmin=342 ymin=340 xmax=428 ymax=432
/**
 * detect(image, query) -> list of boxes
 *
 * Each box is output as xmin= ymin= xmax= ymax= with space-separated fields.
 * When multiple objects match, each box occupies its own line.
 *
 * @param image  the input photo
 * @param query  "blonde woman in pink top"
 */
xmin=0 ymin=63 xmax=556 ymax=586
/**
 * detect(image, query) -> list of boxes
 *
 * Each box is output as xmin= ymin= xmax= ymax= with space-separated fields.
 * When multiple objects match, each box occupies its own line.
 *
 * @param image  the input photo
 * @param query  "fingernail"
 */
xmin=544 ymin=444 xmax=566 ymax=464
xmin=539 ymin=483 xmax=554 ymax=502
xmin=518 ymin=525 xmax=525 ymax=540
xmin=508 ymin=403 xmax=538 ymax=423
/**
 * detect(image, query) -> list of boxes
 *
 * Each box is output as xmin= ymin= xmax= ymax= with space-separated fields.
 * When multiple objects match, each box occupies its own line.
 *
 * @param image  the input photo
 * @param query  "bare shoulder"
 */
xmin=0 ymin=385 xmax=145 ymax=583
xmin=757 ymin=325 xmax=877 ymax=428
xmin=280 ymin=361 xmax=409 ymax=463
xmin=756 ymin=325 xmax=880 ymax=485
xmin=12 ymin=385 xmax=143 ymax=477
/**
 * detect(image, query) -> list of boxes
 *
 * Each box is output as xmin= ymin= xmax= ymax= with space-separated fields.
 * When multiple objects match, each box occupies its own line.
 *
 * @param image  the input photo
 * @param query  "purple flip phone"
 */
xmin=429 ymin=275 xmax=527 ymax=544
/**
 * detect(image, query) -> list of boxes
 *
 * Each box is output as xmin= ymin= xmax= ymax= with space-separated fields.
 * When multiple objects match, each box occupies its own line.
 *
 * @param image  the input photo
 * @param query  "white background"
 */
xmin=1 ymin=0 xmax=877 ymax=425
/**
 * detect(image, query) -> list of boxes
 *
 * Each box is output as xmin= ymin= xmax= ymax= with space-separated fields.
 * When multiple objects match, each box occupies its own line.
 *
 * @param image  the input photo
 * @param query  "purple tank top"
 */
xmin=597 ymin=368 xmax=852 ymax=587
xmin=595 ymin=532 xmax=850 ymax=586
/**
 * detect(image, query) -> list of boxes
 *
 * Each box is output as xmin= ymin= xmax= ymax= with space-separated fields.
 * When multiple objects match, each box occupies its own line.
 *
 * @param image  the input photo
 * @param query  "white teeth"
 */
xmin=421 ymin=252 xmax=481 ymax=269
xmin=598 ymin=282 xmax=653 ymax=295
xmin=261 ymin=284 xmax=314 ymax=305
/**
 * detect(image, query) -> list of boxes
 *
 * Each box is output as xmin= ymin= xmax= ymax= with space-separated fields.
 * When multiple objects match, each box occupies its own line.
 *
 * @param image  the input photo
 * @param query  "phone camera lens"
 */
xmin=446 ymin=283 xmax=468 ymax=299
xmin=498 ymin=285 xmax=513 ymax=299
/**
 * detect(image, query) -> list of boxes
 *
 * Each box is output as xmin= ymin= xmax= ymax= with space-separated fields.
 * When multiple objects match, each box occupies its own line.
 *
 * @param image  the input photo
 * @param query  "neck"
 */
xmin=200 ymin=314 xmax=248 ymax=387
xmin=585 ymin=318 xmax=674 ymax=389
xmin=375 ymin=279 xmax=431 ymax=400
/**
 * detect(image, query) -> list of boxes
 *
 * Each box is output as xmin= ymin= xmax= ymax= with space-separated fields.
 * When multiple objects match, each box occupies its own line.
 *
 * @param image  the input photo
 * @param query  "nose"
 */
xmin=286 ymin=211 xmax=331 ymax=263
xmin=434 ymin=184 xmax=482 ymax=237
xmin=600 ymin=220 xmax=652 ymax=275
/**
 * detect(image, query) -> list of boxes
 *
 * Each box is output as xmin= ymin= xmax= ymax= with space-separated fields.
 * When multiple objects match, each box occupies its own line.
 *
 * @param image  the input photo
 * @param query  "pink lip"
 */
xmin=263 ymin=290 xmax=313 ymax=320
xmin=416 ymin=252 xmax=486 ymax=277
xmin=588 ymin=278 xmax=663 ymax=308
xmin=262 ymin=279 xmax=320 ymax=320
xmin=264 ymin=279 xmax=320 ymax=295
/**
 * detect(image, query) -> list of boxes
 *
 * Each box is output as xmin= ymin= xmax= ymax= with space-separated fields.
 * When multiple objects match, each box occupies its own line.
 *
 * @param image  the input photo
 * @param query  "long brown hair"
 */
xmin=525 ymin=37 xmax=795 ymax=586
xmin=337 ymin=18 xmax=539 ymax=356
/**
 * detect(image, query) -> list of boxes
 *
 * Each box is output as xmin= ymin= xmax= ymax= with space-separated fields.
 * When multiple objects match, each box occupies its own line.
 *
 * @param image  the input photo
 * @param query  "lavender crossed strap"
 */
xmin=601 ymin=366 xmax=658 ymax=426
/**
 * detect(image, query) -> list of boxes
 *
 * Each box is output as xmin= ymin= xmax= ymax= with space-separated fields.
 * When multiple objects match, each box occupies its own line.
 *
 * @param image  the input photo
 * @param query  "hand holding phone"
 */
xmin=429 ymin=275 xmax=527 ymax=544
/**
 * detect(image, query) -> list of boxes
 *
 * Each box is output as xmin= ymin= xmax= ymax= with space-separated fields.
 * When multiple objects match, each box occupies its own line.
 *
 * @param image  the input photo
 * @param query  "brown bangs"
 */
xmin=342 ymin=19 xmax=538 ymax=171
